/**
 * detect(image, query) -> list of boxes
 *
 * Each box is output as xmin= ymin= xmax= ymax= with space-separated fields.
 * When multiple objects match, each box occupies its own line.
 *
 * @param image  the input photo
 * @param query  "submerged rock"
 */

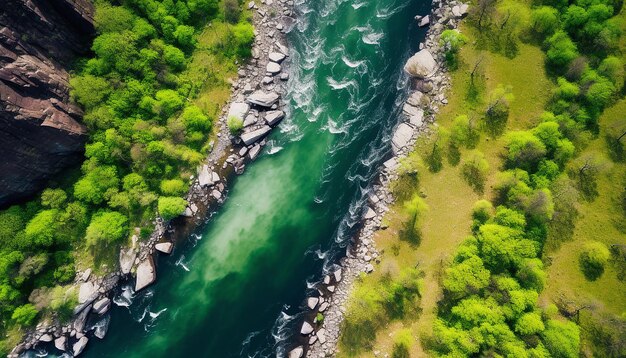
xmin=404 ymin=49 xmax=437 ymax=79
xmin=135 ymin=257 xmax=156 ymax=292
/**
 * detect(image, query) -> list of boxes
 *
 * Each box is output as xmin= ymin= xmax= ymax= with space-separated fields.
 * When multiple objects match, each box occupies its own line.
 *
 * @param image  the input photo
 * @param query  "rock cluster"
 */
xmin=302 ymin=1 xmax=467 ymax=357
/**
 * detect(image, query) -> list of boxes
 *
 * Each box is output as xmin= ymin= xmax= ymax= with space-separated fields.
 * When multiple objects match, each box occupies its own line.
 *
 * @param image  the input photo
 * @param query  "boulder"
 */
xmin=92 ymin=297 xmax=111 ymax=315
xmin=307 ymin=297 xmax=319 ymax=310
xmin=419 ymin=15 xmax=430 ymax=27
xmin=228 ymin=102 xmax=249 ymax=120
xmin=288 ymin=346 xmax=303 ymax=358
xmin=334 ymin=268 xmax=343 ymax=282
xmin=243 ymin=114 xmax=257 ymax=127
xmin=73 ymin=304 xmax=91 ymax=332
xmin=317 ymin=328 xmax=327 ymax=344
xmin=119 ymin=247 xmax=136 ymax=275
xmin=269 ymin=52 xmax=286 ymax=63
xmin=78 ymin=282 xmax=96 ymax=304
xmin=452 ymin=3 xmax=469 ymax=17
xmin=210 ymin=171 xmax=220 ymax=185
xmin=319 ymin=302 xmax=329 ymax=312
xmin=275 ymin=41 xmax=289 ymax=55
xmin=39 ymin=334 xmax=53 ymax=342
xmin=266 ymin=62 xmax=281 ymax=74
xmin=406 ymin=91 xmax=425 ymax=107
xmin=404 ymin=50 xmax=437 ymax=79
xmin=248 ymin=144 xmax=261 ymax=160
xmin=54 ymin=336 xmax=67 ymax=351
xmin=155 ymin=242 xmax=173 ymax=254
xmin=265 ymin=110 xmax=285 ymax=126
xmin=93 ymin=315 xmax=110 ymax=339
xmin=198 ymin=165 xmax=211 ymax=187
xmin=241 ymin=125 xmax=272 ymax=145
xmin=247 ymin=91 xmax=280 ymax=107
xmin=135 ymin=257 xmax=156 ymax=292
xmin=72 ymin=336 xmax=88 ymax=356
xmin=392 ymin=123 xmax=413 ymax=153
xmin=300 ymin=321 xmax=314 ymax=335
xmin=364 ymin=207 xmax=376 ymax=219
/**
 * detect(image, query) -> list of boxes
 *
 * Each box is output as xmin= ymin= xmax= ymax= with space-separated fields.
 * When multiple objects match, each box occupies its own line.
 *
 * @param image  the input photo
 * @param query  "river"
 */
xmin=84 ymin=0 xmax=428 ymax=356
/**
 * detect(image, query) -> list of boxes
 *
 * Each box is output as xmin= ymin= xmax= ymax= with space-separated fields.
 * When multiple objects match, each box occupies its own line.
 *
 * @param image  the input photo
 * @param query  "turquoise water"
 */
xmin=84 ymin=0 xmax=428 ymax=356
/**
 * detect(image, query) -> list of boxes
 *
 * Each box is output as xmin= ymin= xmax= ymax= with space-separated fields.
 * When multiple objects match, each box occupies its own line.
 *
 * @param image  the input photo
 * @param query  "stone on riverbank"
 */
xmin=269 ymin=52 xmax=286 ymax=63
xmin=391 ymin=123 xmax=413 ymax=153
xmin=266 ymin=62 xmax=281 ymax=74
xmin=135 ymin=257 xmax=156 ymax=292
xmin=300 ymin=321 xmax=314 ymax=335
xmin=404 ymin=49 xmax=437 ymax=79
xmin=228 ymin=102 xmax=249 ymax=120
xmin=119 ymin=247 xmax=136 ymax=275
xmin=265 ymin=110 xmax=285 ymax=126
xmin=92 ymin=297 xmax=111 ymax=315
xmin=73 ymin=336 xmax=88 ymax=356
xmin=78 ymin=282 xmax=96 ymax=304
xmin=307 ymin=297 xmax=319 ymax=309
xmin=241 ymin=125 xmax=272 ymax=145
xmin=54 ymin=336 xmax=66 ymax=351
xmin=247 ymin=91 xmax=280 ymax=107
xmin=288 ymin=346 xmax=303 ymax=358
xmin=155 ymin=242 xmax=173 ymax=254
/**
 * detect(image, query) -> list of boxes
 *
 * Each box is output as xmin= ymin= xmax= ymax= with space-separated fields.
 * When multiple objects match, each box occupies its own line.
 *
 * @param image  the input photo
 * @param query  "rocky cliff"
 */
xmin=0 ymin=0 xmax=94 ymax=207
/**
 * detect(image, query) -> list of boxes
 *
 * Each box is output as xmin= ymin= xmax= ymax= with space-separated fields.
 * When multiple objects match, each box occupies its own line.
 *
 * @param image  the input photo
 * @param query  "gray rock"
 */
xmin=78 ymin=282 xmax=96 ymax=304
xmin=334 ymin=268 xmax=343 ymax=282
xmin=155 ymin=242 xmax=173 ymax=254
xmin=81 ymin=269 xmax=92 ymax=282
xmin=247 ymin=91 xmax=280 ymax=107
xmin=308 ymin=335 xmax=317 ymax=344
xmin=266 ymin=62 xmax=281 ymax=74
xmin=288 ymin=346 xmax=303 ymax=358
xmin=269 ymin=52 xmax=286 ymax=63
xmin=391 ymin=123 xmax=413 ymax=153
xmin=135 ymin=257 xmax=156 ymax=292
xmin=300 ymin=321 xmax=314 ymax=335
xmin=73 ymin=304 xmax=91 ymax=332
xmin=406 ymin=91 xmax=425 ymax=107
xmin=265 ymin=110 xmax=285 ymax=126
xmin=262 ymin=76 xmax=274 ymax=85
xmin=211 ymin=171 xmax=220 ymax=185
xmin=248 ymin=144 xmax=261 ymax=160
xmin=198 ymin=165 xmax=211 ymax=187
xmin=419 ymin=15 xmax=430 ymax=27
xmin=93 ymin=315 xmax=110 ymax=339
xmin=92 ymin=297 xmax=111 ymax=315
xmin=307 ymin=297 xmax=319 ymax=310
xmin=212 ymin=190 xmax=222 ymax=200
xmin=228 ymin=102 xmax=249 ymax=120
xmin=54 ymin=336 xmax=66 ymax=351
xmin=404 ymin=50 xmax=437 ymax=79
xmin=317 ymin=328 xmax=327 ymax=344
xmin=280 ymin=72 xmax=289 ymax=81
xmin=241 ymin=125 xmax=272 ymax=145
xmin=248 ymin=0 xmax=255 ymax=9
xmin=327 ymin=285 xmax=335 ymax=292
xmin=39 ymin=334 xmax=53 ymax=342
xmin=72 ymin=336 xmax=88 ymax=356
xmin=364 ymin=207 xmax=376 ymax=220
xmin=319 ymin=302 xmax=329 ymax=312
xmin=275 ymin=41 xmax=289 ymax=55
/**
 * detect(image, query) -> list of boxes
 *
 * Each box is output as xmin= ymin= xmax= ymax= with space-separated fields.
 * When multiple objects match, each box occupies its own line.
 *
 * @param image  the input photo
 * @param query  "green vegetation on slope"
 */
xmin=339 ymin=0 xmax=626 ymax=356
xmin=0 ymin=0 xmax=254 ymax=352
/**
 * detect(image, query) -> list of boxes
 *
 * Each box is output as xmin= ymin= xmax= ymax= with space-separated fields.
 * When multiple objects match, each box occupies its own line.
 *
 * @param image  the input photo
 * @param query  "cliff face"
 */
xmin=0 ymin=0 xmax=94 ymax=207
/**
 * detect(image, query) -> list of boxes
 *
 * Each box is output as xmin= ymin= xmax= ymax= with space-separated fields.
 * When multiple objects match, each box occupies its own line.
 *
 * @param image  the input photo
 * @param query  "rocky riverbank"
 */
xmin=10 ymin=0 xmax=296 ymax=356
xmin=290 ymin=1 xmax=469 ymax=357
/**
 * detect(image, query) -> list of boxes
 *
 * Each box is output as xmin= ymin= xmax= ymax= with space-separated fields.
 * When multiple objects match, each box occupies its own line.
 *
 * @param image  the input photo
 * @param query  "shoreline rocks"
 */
xmin=303 ymin=0 xmax=465 ymax=356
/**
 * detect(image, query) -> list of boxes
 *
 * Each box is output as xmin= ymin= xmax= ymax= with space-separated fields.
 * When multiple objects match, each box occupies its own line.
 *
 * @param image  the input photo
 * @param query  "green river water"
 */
xmin=78 ymin=0 xmax=429 ymax=356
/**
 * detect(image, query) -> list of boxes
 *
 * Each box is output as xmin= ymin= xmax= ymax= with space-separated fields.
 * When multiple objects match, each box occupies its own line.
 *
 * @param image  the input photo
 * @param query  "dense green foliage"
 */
xmin=0 ymin=0 xmax=254 ymax=346
xmin=428 ymin=0 xmax=626 ymax=356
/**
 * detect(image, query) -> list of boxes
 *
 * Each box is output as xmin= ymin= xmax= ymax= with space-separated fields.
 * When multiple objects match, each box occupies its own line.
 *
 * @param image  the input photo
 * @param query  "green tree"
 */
xmin=231 ymin=22 xmax=255 ymax=58
xmin=94 ymin=4 xmax=135 ymax=33
xmin=40 ymin=189 xmax=67 ymax=209
xmin=515 ymin=312 xmax=545 ymax=335
xmin=440 ymin=30 xmax=468 ymax=69
xmin=223 ymin=0 xmax=241 ymax=24
xmin=11 ymin=304 xmax=38 ymax=326
xmin=541 ymin=319 xmax=580 ymax=358
xmin=182 ymin=105 xmax=212 ymax=131
xmin=160 ymin=179 xmax=187 ymax=196
xmin=472 ymin=199 xmax=494 ymax=224
xmin=391 ymin=328 xmax=413 ymax=358
xmin=24 ymin=210 xmax=59 ymax=248
xmin=545 ymin=31 xmax=579 ymax=69
xmin=531 ymin=6 xmax=560 ymax=37
xmin=443 ymin=255 xmax=491 ymax=297
xmin=85 ymin=211 xmax=129 ymax=248
xmin=70 ymin=75 xmax=111 ymax=110
xmin=505 ymin=131 xmax=547 ymax=171
xmin=484 ymin=85 xmax=514 ymax=136
xmin=461 ymin=150 xmax=489 ymax=194
xmin=74 ymin=165 xmax=120 ymax=205
xmin=579 ymin=241 xmax=610 ymax=280
xmin=402 ymin=194 xmax=428 ymax=246
xmin=157 ymin=197 xmax=187 ymax=220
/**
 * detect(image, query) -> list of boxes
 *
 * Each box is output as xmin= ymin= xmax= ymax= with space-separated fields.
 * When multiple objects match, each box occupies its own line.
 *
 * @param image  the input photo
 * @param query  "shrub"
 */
xmin=40 ymin=189 xmax=67 ymax=209
xmin=160 ymin=179 xmax=188 ymax=196
xmin=545 ymin=31 xmax=579 ymax=69
xmin=227 ymin=115 xmax=244 ymax=135
xmin=579 ymin=241 xmax=610 ymax=280
xmin=541 ymin=319 xmax=580 ymax=358
xmin=440 ymin=30 xmax=468 ymax=69
xmin=531 ymin=6 xmax=560 ymax=37
xmin=11 ymin=304 xmax=38 ymax=326
xmin=85 ymin=211 xmax=129 ymax=248
xmin=158 ymin=197 xmax=188 ymax=220
xmin=391 ymin=328 xmax=413 ymax=358
xmin=461 ymin=150 xmax=489 ymax=194
xmin=231 ymin=22 xmax=255 ymax=58
xmin=402 ymin=194 xmax=428 ymax=246
xmin=472 ymin=200 xmax=493 ymax=224
xmin=505 ymin=131 xmax=547 ymax=171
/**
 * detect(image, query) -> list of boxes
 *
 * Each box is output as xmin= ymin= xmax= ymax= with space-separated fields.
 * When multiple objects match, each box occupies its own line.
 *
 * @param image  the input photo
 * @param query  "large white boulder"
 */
xmin=247 ymin=91 xmax=280 ymax=107
xmin=269 ymin=52 xmax=286 ymax=63
xmin=54 ymin=336 xmax=67 ymax=351
xmin=404 ymin=50 xmax=437 ymax=79
xmin=300 ymin=321 xmax=314 ymax=335
xmin=78 ymin=282 xmax=97 ymax=304
xmin=288 ymin=346 xmax=303 ymax=358
xmin=155 ymin=242 xmax=173 ymax=254
xmin=265 ymin=110 xmax=285 ymax=126
xmin=92 ymin=297 xmax=111 ymax=315
xmin=266 ymin=62 xmax=282 ymax=74
xmin=119 ymin=247 xmax=136 ymax=275
xmin=72 ymin=336 xmax=88 ymax=356
xmin=135 ymin=257 xmax=156 ymax=292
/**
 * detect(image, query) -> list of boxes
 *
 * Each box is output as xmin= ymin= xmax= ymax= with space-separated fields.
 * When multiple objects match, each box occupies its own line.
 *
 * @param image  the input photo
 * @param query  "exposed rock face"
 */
xmin=0 ymin=0 xmax=94 ymax=207
xmin=403 ymin=49 xmax=437 ymax=79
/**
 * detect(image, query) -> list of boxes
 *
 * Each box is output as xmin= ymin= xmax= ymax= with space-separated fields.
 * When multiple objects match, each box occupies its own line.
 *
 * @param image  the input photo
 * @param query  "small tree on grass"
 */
xmin=461 ymin=151 xmax=489 ymax=194
xmin=440 ymin=30 xmax=468 ymax=70
xmin=391 ymin=328 xmax=413 ymax=358
xmin=579 ymin=241 xmax=610 ymax=281
xmin=158 ymin=196 xmax=188 ymax=220
xmin=227 ymin=115 xmax=244 ymax=135
xmin=402 ymin=194 xmax=429 ymax=246
xmin=484 ymin=85 xmax=514 ymax=137
xmin=605 ymin=119 xmax=626 ymax=162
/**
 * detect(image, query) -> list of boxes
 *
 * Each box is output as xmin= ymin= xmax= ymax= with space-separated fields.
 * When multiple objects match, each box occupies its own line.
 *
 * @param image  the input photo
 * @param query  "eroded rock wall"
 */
xmin=0 ymin=0 xmax=94 ymax=206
